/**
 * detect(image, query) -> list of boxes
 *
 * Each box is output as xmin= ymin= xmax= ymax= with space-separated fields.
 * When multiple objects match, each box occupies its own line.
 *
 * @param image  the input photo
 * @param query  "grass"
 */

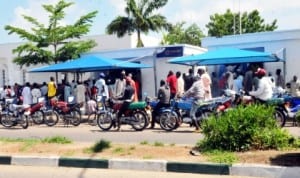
xmin=140 ymin=140 xmax=149 ymax=145
xmin=113 ymin=147 xmax=125 ymax=154
xmin=203 ymin=150 xmax=239 ymax=165
xmin=153 ymin=141 xmax=164 ymax=147
xmin=0 ymin=136 xmax=73 ymax=152
xmin=41 ymin=136 xmax=72 ymax=144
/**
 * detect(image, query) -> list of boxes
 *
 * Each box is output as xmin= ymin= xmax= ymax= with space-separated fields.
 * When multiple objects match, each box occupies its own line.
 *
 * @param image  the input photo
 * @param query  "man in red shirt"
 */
xmin=166 ymin=70 xmax=177 ymax=99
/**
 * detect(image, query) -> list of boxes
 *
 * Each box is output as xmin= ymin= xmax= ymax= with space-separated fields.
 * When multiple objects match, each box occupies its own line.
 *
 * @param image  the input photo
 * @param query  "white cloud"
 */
xmin=163 ymin=0 xmax=300 ymax=31
xmin=10 ymin=0 xmax=87 ymax=31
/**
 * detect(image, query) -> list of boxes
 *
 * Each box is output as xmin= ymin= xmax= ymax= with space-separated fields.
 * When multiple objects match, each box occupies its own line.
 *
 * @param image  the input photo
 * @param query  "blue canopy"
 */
xmin=30 ymin=55 xmax=152 ymax=72
xmin=168 ymin=47 xmax=282 ymax=66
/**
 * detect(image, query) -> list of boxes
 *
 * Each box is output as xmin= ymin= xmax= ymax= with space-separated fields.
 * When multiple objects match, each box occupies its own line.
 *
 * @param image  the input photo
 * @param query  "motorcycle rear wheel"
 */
xmin=18 ymin=115 xmax=29 ymax=129
xmin=97 ymin=112 xmax=113 ymax=131
xmin=70 ymin=110 xmax=81 ymax=126
xmin=131 ymin=110 xmax=148 ymax=131
xmin=31 ymin=110 xmax=45 ymax=125
xmin=274 ymin=109 xmax=286 ymax=127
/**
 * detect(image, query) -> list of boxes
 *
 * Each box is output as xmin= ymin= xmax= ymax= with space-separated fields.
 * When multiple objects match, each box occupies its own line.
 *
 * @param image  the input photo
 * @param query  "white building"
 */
xmin=201 ymin=29 xmax=300 ymax=82
xmin=0 ymin=33 xmax=206 ymax=97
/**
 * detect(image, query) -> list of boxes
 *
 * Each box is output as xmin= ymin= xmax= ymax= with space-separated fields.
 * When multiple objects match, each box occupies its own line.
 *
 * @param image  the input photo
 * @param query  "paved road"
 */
xmin=0 ymin=122 xmax=204 ymax=145
xmin=0 ymin=121 xmax=298 ymax=145
xmin=0 ymin=165 xmax=257 ymax=178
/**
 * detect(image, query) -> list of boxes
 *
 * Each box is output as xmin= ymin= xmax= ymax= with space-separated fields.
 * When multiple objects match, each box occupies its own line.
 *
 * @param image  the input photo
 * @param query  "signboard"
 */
xmin=156 ymin=46 xmax=183 ymax=58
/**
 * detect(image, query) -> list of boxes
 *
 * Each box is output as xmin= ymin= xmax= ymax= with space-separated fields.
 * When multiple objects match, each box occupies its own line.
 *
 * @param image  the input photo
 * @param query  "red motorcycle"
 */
xmin=45 ymin=96 xmax=82 ymax=126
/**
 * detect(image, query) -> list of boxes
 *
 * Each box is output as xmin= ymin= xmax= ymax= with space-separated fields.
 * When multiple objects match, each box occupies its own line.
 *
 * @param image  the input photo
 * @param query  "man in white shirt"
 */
xmin=249 ymin=68 xmax=273 ymax=102
xmin=176 ymin=71 xmax=184 ymax=98
xmin=95 ymin=73 xmax=108 ymax=102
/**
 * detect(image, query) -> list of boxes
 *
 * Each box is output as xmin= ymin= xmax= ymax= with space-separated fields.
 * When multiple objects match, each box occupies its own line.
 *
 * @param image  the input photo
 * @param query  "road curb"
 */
xmin=1 ymin=155 xmax=299 ymax=177
xmin=11 ymin=155 xmax=59 ymax=167
xmin=230 ymin=163 xmax=288 ymax=178
xmin=167 ymin=161 xmax=230 ymax=175
xmin=59 ymin=157 xmax=108 ymax=168
xmin=0 ymin=155 xmax=11 ymax=165
xmin=109 ymin=159 xmax=167 ymax=172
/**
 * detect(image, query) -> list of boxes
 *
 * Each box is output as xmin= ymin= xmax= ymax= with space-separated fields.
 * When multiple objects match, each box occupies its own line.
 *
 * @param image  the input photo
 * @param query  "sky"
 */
xmin=1 ymin=0 xmax=300 ymax=44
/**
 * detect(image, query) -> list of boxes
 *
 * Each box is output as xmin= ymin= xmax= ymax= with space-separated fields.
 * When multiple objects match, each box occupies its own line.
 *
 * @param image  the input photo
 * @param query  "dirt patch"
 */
xmin=0 ymin=141 xmax=299 ymax=165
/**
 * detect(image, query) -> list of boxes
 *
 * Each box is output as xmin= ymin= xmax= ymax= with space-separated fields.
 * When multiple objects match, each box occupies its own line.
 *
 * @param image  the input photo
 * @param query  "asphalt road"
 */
xmin=0 ymin=120 xmax=298 ymax=145
xmin=0 ymin=122 xmax=204 ymax=145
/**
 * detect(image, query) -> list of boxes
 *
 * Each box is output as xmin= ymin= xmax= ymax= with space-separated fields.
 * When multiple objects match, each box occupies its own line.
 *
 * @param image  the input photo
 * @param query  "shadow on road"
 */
xmin=270 ymin=153 xmax=300 ymax=166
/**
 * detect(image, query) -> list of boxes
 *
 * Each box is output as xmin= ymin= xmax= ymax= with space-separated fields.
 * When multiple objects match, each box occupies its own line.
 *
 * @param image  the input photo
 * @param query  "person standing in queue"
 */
xmin=114 ymin=78 xmax=135 ymax=131
xmin=166 ymin=70 xmax=177 ymax=99
xmin=47 ymin=76 xmax=57 ymax=106
xmin=151 ymin=80 xmax=170 ymax=129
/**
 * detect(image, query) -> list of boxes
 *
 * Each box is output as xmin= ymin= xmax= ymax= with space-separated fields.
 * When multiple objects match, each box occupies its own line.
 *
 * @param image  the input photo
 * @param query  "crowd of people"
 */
xmin=1 ymin=64 xmax=300 ymax=131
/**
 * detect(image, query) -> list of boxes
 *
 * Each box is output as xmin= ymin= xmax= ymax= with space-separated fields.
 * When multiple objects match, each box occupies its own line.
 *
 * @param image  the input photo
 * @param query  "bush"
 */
xmin=91 ymin=139 xmax=111 ymax=153
xmin=197 ymin=104 xmax=297 ymax=151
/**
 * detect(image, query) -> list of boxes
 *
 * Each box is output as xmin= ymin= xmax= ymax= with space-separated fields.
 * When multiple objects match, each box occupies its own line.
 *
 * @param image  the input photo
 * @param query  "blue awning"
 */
xmin=30 ymin=55 xmax=152 ymax=72
xmin=168 ymin=47 xmax=282 ymax=66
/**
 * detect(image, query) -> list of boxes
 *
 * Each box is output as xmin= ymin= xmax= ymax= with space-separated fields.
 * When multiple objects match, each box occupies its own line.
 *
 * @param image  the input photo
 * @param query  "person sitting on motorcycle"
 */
xmin=151 ymin=79 xmax=170 ymax=129
xmin=249 ymin=68 xmax=273 ymax=103
xmin=114 ymin=78 xmax=135 ymax=131
xmin=182 ymin=76 xmax=205 ymax=131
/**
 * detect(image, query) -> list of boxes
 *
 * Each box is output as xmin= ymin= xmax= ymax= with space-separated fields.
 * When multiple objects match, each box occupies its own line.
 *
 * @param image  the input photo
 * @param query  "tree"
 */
xmin=5 ymin=0 xmax=98 ymax=68
xmin=206 ymin=9 xmax=277 ymax=37
xmin=161 ymin=22 xmax=205 ymax=46
xmin=106 ymin=0 xmax=171 ymax=47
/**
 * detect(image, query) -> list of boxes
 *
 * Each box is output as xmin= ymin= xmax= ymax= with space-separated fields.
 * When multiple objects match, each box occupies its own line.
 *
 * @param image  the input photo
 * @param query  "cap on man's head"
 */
xmin=255 ymin=68 xmax=266 ymax=76
xmin=99 ymin=72 xmax=105 ymax=78
xmin=121 ymin=70 xmax=126 ymax=75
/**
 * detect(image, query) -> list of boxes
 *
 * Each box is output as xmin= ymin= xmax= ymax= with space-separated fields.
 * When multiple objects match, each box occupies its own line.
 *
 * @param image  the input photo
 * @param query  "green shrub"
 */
xmin=91 ymin=139 xmax=111 ymax=153
xmin=197 ymin=104 xmax=296 ymax=151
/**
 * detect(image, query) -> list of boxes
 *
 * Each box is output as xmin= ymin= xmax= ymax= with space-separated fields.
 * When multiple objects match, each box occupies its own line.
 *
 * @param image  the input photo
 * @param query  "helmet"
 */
xmin=255 ymin=68 xmax=266 ymax=76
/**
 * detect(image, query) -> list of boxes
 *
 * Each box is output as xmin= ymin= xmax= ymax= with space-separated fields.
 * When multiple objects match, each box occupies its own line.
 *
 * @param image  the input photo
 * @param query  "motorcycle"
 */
xmin=279 ymin=94 xmax=299 ymax=126
xmin=158 ymin=97 xmax=231 ymax=131
xmin=24 ymin=97 xmax=46 ymax=125
xmin=223 ymin=89 xmax=287 ymax=127
xmin=45 ymin=96 xmax=82 ymax=126
xmin=148 ymin=99 xmax=179 ymax=131
xmin=96 ymin=99 xmax=148 ymax=131
xmin=0 ymin=97 xmax=29 ymax=129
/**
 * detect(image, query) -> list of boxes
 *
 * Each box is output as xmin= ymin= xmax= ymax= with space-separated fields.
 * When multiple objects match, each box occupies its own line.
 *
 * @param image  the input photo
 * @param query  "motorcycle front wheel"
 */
xmin=44 ymin=110 xmax=59 ymax=127
xmin=159 ymin=111 xmax=178 ymax=131
xmin=97 ymin=112 xmax=113 ymax=131
xmin=0 ymin=113 xmax=15 ymax=128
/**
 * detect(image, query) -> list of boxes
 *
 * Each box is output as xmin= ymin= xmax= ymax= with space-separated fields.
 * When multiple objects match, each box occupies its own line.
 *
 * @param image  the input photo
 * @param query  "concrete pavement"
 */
xmin=1 ymin=155 xmax=300 ymax=177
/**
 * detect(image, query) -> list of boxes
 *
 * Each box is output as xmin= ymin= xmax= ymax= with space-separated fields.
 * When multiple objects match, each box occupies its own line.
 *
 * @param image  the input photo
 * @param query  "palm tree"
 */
xmin=106 ymin=0 xmax=171 ymax=47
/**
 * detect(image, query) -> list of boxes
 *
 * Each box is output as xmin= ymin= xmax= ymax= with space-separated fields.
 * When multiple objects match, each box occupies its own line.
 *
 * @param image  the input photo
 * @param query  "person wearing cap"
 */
xmin=95 ymin=72 xmax=108 ymax=103
xmin=182 ymin=75 xmax=205 ymax=131
xmin=114 ymin=78 xmax=135 ymax=131
xmin=249 ymin=68 xmax=273 ymax=102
